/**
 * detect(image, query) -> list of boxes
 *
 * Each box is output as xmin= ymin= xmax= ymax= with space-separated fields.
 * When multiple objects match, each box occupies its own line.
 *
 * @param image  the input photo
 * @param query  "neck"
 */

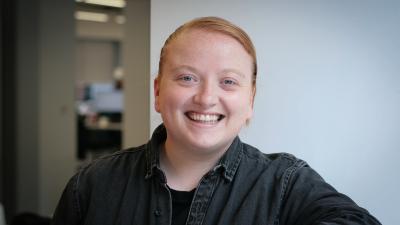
xmin=160 ymin=139 xmax=229 ymax=191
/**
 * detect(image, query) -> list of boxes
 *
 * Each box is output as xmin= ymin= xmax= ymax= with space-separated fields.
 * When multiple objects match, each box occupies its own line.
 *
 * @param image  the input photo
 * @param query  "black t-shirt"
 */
xmin=169 ymin=187 xmax=195 ymax=225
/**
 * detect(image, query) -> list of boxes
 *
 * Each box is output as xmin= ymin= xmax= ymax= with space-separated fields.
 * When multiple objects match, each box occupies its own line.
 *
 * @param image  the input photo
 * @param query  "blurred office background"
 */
xmin=1 ymin=0 xmax=399 ymax=224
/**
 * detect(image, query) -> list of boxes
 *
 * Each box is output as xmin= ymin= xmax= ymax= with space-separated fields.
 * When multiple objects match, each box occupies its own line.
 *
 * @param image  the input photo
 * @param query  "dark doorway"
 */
xmin=1 ymin=0 xmax=18 ymax=223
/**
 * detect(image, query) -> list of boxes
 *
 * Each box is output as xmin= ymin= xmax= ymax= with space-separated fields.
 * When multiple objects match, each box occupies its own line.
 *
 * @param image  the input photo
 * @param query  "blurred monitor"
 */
xmin=89 ymin=82 xmax=123 ymax=113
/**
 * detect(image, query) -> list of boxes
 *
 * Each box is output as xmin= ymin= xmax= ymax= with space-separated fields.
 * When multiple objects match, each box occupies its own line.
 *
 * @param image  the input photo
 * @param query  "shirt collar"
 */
xmin=145 ymin=124 xmax=166 ymax=179
xmin=214 ymin=136 xmax=244 ymax=182
xmin=145 ymin=124 xmax=244 ymax=182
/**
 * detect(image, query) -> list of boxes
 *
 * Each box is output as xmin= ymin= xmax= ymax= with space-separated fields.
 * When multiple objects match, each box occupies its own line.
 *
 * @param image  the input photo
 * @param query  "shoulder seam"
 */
xmin=274 ymin=158 xmax=307 ymax=224
xmin=280 ymin=159 xmax=307 ymax=202
xmin=73 ymin=172 xmax=83 ymax=221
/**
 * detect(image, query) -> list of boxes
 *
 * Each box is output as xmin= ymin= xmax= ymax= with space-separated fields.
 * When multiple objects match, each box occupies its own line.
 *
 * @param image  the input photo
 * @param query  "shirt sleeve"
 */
xmin=51 ymin=174 xmax=82 ymax=225
xmin=279 ymin=162 xmax=381 ymax=225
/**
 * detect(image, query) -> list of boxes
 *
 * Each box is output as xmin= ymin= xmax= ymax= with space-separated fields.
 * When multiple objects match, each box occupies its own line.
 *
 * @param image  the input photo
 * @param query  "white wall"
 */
xmin=151 ymin=1 xmax=400 ymax=224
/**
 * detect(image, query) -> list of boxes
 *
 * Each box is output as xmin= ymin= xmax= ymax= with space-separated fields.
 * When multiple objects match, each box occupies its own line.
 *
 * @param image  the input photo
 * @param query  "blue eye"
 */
xmin=177 ymin=74 xmax=197 ymax=84
xmin=182 ymin=75 xmax=193 ymax=81
xmin=222 ymin=79 xmax=236 ymax=85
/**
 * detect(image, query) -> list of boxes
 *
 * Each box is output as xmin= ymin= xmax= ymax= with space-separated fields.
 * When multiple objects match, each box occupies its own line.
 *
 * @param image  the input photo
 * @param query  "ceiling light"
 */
xmin=77 ymin=0 xmax=126 ymax=8
xmin=75 ymin=11 xmax=109 ymax=22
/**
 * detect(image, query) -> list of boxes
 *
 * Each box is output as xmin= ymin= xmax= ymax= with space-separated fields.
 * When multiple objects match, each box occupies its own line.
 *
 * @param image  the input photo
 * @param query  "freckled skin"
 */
xmin=154 ymin=29 xmax=254 ymax=157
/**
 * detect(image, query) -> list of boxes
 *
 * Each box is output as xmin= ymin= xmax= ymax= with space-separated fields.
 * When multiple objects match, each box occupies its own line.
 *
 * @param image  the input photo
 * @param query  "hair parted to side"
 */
xmin=157 ymin=16 xmax=258 ymax=89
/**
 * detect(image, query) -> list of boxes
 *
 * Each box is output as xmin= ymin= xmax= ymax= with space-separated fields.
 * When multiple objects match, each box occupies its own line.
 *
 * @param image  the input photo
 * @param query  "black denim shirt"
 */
xmin=52 ymin=124 xmax=381 ymax=225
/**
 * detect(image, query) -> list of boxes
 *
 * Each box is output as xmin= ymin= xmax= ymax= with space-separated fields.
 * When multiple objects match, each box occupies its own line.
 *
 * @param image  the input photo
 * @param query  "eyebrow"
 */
xmin=170 ymin=65 xmax=200 ymax=74
xmin=219 ymin=69 xmax=246 ymax=78
xmin=171 ymin=65 xmax=246 ymax=78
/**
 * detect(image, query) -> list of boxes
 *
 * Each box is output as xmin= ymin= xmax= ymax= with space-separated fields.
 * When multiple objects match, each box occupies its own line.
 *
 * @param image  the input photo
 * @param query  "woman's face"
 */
xmin=154 ymin=29 xmax=254 ymax=155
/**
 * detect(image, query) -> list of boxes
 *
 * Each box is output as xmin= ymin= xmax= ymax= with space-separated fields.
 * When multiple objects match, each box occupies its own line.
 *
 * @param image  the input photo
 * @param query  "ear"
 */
xmin=154 ymin=77 xmax=161 ymax=113
xmin=246 ymin=105 xmax=254 ymax=122
xmin=245 ymin=105 xmax=254 ymax=126
xmin=249 ymin=85 xmax=256 ymax=110
xmin=246 ymin=86 xmax=256 ymax=125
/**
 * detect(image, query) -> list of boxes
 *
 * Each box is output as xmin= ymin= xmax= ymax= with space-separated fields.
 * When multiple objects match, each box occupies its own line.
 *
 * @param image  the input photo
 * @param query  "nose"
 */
xmin=193 ymin=81 xmax=218 ymax=108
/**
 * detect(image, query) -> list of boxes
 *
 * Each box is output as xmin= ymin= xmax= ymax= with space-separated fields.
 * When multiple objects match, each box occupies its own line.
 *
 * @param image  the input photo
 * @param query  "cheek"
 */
xmin=225 ymin=92 xmax=254 ymax=122
xmin=227 ymin=90 xmax=253 ymax=108
xmin=158 ymin=88 xmax=190 ymax=112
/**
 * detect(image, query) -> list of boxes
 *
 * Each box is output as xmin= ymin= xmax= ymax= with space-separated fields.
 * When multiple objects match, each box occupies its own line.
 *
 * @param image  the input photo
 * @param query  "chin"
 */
xmin=188 ymin=136 xmax=233 ymax=153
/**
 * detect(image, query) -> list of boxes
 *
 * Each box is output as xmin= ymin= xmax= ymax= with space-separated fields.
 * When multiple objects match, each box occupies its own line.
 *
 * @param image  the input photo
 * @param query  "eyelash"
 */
xmin=178 ymin=74 xmax=197 ymax=83
xmin=176 ymin=75 xmax=238 ymax=87
xmin=221 ymin=79 xmax=237 ymax=86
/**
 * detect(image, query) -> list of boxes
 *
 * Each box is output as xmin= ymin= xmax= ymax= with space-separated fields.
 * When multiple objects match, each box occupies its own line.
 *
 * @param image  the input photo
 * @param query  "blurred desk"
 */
xmin=85 ymin=121 xmax=122 ymax=131
xmin=77 ymin=113 xmax=122 ymax=160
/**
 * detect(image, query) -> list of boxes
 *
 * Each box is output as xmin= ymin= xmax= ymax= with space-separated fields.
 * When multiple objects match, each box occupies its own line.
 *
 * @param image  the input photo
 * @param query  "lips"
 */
xmin=185 ymin=112 xmax=225 ymax=124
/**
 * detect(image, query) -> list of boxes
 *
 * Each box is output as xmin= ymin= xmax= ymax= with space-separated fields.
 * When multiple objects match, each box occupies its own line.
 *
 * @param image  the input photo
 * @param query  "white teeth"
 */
xmin=188 ymin=112 xmax=220 ymax=123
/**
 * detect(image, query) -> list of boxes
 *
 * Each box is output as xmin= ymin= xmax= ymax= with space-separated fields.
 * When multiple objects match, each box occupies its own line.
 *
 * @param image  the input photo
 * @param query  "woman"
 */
xmin=52 ymin=17 xmax=380 ymax=225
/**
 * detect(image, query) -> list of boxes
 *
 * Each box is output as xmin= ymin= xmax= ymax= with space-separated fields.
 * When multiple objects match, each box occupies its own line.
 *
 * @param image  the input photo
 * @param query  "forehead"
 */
xmin=163 ymin=29 xmax=252 ymax=72
xmin=171 ymin=28 xmax=241 ymax=50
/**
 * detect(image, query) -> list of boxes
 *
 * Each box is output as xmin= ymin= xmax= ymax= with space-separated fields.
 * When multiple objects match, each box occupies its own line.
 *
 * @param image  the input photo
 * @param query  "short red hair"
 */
xmin=157 ymin=17 xmax=257 ymax=89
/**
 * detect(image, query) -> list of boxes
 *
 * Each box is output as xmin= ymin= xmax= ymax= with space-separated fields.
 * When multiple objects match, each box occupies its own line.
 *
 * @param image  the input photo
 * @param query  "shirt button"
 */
xmin=154 ymin=210 xmax=162 ymax=217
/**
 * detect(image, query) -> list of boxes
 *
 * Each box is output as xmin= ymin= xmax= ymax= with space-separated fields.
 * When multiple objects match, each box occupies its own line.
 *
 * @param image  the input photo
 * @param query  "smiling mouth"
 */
xmin=185 ymin=112 xmax=225 ymax=124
